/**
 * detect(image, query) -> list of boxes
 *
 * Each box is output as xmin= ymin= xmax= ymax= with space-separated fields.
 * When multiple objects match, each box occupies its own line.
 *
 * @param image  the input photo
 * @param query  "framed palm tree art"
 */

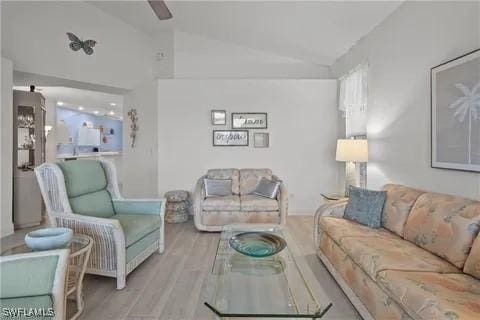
xmin=431 ymin=49 xmax=480 ymax=172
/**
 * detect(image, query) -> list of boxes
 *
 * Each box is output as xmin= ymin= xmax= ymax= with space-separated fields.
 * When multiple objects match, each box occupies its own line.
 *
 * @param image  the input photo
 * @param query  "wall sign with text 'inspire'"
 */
xmin=213 ymin=130 xmax=249 ymax=146
xmin=232 ymin=113 xmax=268 ymax=129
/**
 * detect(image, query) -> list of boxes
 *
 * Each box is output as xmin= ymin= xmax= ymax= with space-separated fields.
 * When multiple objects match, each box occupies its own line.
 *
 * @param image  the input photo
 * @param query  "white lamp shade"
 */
xmin=336 ymin=139 xmax=368 ymax=162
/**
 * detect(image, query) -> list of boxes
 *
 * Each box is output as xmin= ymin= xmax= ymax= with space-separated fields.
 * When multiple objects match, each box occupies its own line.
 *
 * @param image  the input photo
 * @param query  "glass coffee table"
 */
xmin=205 ymin=224 xmax=332 ymax=319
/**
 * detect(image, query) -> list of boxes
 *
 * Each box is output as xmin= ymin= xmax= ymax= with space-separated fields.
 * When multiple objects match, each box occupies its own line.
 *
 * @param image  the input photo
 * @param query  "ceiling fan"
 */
xmin=148 ymin=0 xmax=173 ymax=20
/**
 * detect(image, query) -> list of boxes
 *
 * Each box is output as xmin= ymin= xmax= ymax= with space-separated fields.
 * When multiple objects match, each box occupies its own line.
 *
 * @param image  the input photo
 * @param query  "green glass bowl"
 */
xmin=229 ymin=232 xmax=286 ymax=258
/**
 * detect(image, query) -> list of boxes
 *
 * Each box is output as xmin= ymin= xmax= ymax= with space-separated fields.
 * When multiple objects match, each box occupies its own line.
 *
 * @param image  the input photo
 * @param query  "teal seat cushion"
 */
xmin=0 ymin=256 xmax=58 ymax=299
xmin=113 ymin=214 xmax=161 ymax=247
xmin=126 ymin=230 xmax=159 ymax=262
xmin=58 ymin=160 xmax=108 ymax=197
xmin=69 ymin=190 xmax=115 ymax=218
xmin=58 ymin=160 xmax=115 ymax=218
xmin=0 ymin=295 xmax=53 ymax=320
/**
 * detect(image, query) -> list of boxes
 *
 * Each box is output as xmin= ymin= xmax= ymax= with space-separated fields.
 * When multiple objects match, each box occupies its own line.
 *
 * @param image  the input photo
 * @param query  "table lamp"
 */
xmin=336 ymin=139 xmax=368 ymax=196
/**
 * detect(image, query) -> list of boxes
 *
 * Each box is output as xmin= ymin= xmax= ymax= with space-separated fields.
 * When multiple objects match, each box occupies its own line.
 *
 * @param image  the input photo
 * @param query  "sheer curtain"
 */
xmin=338 ymin=64 xmax=368 ymax=190
xmin=339 ymin=64 xmax=368 ymax=137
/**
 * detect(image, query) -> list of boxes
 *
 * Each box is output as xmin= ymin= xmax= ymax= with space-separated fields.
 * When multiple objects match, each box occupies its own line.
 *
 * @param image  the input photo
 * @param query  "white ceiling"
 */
xmin=14 ymin=86 xmax=123 ymax=119
xmin=89 ymin=0 xmax=402 ymax=65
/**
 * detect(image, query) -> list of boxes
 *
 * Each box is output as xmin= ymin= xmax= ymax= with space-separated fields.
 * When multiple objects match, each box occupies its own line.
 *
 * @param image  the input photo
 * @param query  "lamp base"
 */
xmin=344 ymin=161 xmax=367 ymax=196
xmin=345 ymin=161 xmax=357 ymax=196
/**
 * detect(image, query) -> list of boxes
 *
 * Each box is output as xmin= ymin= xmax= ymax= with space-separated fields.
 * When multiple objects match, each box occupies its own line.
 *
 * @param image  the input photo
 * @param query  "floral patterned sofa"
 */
xmin=315 ymin=184 xmax=480 ymax=320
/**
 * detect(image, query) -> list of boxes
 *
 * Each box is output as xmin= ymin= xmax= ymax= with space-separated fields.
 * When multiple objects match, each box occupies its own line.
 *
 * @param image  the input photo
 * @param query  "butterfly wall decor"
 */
xmin=66 ymin=32 xmax=97 ymax=55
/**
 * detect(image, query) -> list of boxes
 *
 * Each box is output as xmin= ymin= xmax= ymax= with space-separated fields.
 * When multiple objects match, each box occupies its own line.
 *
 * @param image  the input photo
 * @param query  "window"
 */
xmin=339 ymin=64 xmax=368 ymax=137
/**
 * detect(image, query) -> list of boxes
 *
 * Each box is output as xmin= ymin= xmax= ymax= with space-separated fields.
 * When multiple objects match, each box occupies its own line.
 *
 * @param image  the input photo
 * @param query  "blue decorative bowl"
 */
xmin=229 ymin=232 xmax=286 ymax=258
xmin=25 ymin=227 xmax=73 ymax=251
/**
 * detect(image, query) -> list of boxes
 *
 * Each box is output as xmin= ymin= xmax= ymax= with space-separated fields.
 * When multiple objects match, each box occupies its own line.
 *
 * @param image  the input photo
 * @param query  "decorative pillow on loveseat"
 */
xmin=204 ymin=178 xmax=232 ymax=197
xmin=251 ymin=177 xmax=281 ymax=199
xmin=344 ymin=186 xmax=386 ymax=228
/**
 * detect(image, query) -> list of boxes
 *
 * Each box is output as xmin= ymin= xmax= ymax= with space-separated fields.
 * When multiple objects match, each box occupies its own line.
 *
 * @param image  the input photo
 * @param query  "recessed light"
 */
xmin=109 ymin=111 xmax=115 ymax=115
xmin=78 ymin=106 xmax=84 ymax=111
xmin=57 ymin=101 xmax=64 ymax=106
xmin=110 ymin=102 xmax=117 ymax=106
xmin=93 ymin=110 xmax=99 ymax=115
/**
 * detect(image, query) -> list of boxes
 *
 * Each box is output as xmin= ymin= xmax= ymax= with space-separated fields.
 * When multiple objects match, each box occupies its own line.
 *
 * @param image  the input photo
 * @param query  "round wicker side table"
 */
xmin=164 ymin=190 xmax=190 ymax=223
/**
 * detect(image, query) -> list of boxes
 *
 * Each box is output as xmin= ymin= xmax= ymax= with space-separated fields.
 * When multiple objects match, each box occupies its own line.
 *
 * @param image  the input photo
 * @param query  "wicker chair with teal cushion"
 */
xmin=35 ymin=160 xmax=165 ymax=290
xmin=0 ymin=249 xmax=69 ymax=320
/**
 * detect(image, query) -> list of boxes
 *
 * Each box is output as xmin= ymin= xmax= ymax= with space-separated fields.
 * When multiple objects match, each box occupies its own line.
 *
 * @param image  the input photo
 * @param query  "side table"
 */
xmin=164 ymin=190 xmax=190 ymax=223
xmin=1 ymin=234 xmax=93 ymax=320
xmin=320 ymin=193 xmax=348 ymax=203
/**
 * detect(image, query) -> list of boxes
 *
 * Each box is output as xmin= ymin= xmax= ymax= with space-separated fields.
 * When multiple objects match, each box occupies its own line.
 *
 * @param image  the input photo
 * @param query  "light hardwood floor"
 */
xmin=2 ymin=217 xmax=360 ymax=320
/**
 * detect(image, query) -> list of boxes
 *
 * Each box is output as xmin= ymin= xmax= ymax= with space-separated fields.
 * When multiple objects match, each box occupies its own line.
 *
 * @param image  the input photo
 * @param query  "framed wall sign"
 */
xmin=232 ymin=113 xmax=267 ymax=129
xmin=431 ymin=49 xmax=480 ymax=172
xmin=211 ymin=110 xmax=226 ymax=125
xmin=253 ymin=133 xmax=269 ymax=148
xmin=213 ymin=130 xmax=249 ymax=146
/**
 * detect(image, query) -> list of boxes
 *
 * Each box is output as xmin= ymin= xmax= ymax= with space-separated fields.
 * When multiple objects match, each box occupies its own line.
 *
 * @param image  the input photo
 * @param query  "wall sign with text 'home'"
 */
xmin=232 ymin=113 xmax=267 ymax=129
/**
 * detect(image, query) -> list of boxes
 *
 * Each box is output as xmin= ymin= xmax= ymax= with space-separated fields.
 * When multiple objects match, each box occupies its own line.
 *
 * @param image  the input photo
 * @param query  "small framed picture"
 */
xmin=211 ymin=110 xmax=226 ymax=125
xmin=232 ymin=112 xmax=267 ymax=129
xmin=254 ymin=133 xmax=269 ymax=148
xmin=213 ymin=130 xmax=249 ymax=146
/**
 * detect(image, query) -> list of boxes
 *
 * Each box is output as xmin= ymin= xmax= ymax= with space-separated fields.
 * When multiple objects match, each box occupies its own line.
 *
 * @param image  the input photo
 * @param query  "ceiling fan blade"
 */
xmin=148 ymin=0 xmax=172 ymax=20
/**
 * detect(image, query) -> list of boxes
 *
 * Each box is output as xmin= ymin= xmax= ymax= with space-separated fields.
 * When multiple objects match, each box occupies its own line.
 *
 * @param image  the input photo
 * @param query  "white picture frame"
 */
xmin=254 ymin=133 xmax=269 ymax=148
xmin=431 ymin=49 xmax=480 ymax=173
xmin=211 ymin=110 xmax=226 ymax=125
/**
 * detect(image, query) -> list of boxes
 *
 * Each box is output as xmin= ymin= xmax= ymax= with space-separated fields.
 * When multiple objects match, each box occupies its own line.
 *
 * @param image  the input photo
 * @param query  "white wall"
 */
xmin=122 ymin=80 xmax=159 ymax=198
xmin=157 ymin=79 xmax=338 ymax=213
xmin=1 ymin=57 xmax=14 ymax=237
xmin=332 ymin=1 xmax=480 ymax=199
xmin=174 ymin=32 xmax=331 ymax=79
xmin=1 ymin=1 xmax=158 ymax=90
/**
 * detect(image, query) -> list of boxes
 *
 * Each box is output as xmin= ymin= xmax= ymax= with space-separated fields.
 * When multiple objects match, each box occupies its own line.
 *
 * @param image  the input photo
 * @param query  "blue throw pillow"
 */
xmin=344 ymin=186 xmax=386 ymax=228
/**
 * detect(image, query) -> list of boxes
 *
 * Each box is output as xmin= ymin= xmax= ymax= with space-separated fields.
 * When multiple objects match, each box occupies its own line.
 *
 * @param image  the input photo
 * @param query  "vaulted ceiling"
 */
xmin=89 ymin=1 xmax=402 ymax=65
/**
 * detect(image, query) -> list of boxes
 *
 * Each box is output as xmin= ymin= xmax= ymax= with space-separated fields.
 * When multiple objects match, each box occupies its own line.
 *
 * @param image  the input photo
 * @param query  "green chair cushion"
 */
xmin=69 ymin=190 xmax=115 ymax=218
xmin=113 ymin=214 xmax=161 ymax=247
xmin=0 ymin=256 xmax=58 ymax=299
xmin=126 ymin=230 xmax=160 ymax=262
xmin=0 ymin=295 xmax=53 ymax=320
xmin=58 ymin=160 xmax=107 ymax=198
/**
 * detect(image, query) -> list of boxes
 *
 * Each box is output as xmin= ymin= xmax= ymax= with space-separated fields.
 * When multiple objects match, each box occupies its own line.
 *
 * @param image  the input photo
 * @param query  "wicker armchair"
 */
xmin=35 ymin=159 xmax=165 ymax=290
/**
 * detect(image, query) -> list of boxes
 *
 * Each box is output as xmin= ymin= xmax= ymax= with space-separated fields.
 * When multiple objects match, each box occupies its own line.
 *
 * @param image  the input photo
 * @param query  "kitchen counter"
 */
xmin=56 ymin=151 xmax=122 ymax=160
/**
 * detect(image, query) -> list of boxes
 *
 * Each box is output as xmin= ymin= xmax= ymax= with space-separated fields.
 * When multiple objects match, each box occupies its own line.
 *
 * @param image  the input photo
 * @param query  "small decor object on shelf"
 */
xmin=229 ymin=232 xmax=286 ymax=258
xmin=232 ymin=113 xmax=267 ymax=129
xmin=127 ymin=108 xmax=139 ymax=148
xmin=24 ymin=227 xmax=73 ymax=251
xmin=66 ymin=32 xmax=97 ymax=55
xmin=254 ymin=132 xmax=269 ymax=148
xmin=211 ymin=110 xmax=226 ymax=125
xmin=431 ymin=49 xmax=480 ymax=173
xmin=164 ymin=190 xmax=190 ymax=223
xmin=213 ymin=130 xmax=249 ymax=146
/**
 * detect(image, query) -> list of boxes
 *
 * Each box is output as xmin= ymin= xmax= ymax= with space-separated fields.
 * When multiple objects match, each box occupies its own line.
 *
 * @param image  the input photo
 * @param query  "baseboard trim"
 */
xmin=287 ymin=211 xmax=315 ymax=216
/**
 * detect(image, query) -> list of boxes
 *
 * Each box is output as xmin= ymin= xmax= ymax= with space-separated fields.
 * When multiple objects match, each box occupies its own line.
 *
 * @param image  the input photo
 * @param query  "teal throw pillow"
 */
xmin=344 ymin=186 xmax=386 ymax=228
